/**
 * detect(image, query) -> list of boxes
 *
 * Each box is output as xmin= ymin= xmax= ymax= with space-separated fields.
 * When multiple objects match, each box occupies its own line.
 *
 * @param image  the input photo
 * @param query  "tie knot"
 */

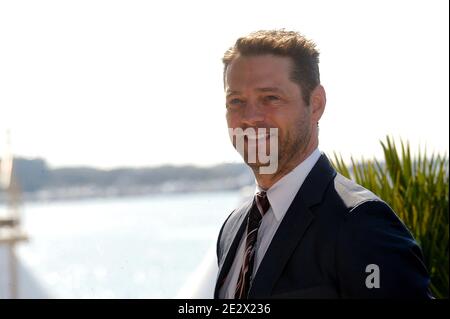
xmin=254 ymin=191 xmax=270 ymax=218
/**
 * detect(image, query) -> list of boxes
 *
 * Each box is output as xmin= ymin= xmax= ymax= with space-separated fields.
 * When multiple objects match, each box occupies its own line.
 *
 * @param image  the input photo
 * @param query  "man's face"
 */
xmin=225 ymin=54 xmax=315 ymax=174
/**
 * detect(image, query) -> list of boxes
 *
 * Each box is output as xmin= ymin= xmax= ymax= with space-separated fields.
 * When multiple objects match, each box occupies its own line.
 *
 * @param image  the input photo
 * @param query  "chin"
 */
xmin=244 ymin=160 xmax=279 ymax=175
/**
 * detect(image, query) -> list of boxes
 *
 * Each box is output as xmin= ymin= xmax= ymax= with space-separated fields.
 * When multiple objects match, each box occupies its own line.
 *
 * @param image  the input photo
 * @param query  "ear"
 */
xmin=310 ymin=84 xmax=326 ymax=122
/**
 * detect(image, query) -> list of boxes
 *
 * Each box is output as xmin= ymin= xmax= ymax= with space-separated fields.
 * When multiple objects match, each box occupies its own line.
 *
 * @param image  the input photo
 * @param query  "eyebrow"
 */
xmin=226 ymin=87 xmax=284 ymax=97
xmin=226 ymin=90 xmax=241 ymax=97
xmin=257 ymin=87 xmax=284 ymax=94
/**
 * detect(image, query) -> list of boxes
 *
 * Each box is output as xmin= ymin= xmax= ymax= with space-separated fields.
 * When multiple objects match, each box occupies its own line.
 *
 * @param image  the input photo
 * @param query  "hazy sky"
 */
xmin=1 ymin=0 xmax=448 ymax=168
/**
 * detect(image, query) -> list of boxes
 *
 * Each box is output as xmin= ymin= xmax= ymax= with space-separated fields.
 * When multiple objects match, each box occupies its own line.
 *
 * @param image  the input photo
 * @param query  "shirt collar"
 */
xmin=255 ymin=148 xmax=321 ymax=222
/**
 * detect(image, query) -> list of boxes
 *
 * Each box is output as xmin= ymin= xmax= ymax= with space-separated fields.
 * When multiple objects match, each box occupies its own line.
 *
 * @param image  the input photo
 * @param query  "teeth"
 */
xmin=247 ymin=134 xmax=269 ymax=140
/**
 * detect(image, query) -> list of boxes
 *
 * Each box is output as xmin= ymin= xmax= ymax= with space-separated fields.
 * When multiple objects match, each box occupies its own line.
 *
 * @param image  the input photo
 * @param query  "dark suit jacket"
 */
xmin=214 ymin=154 xmax=432 ymax=299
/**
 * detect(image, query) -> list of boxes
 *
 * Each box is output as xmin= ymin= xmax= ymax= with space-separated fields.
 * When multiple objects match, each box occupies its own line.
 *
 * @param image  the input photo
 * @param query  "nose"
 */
xmin=241 ymin=99 xmax=265 ymax=127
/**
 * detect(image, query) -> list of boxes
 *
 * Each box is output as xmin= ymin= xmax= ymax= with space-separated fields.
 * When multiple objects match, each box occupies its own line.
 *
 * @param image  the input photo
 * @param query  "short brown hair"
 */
xmin=222 ymin=29 xmax=320 ymax=105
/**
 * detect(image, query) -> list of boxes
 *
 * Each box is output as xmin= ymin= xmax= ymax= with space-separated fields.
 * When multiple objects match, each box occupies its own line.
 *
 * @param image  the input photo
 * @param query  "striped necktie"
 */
xmin=234 ymin=191 xmax=271 ymax=299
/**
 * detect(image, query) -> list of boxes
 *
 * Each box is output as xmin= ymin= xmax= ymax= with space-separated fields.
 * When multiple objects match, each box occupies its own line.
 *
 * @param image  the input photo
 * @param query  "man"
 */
xmin=214 ymin=30 xmax=431 ymax=298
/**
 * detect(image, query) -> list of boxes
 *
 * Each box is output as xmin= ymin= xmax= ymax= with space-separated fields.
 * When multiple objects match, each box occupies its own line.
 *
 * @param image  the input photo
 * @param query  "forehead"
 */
xmin=225 ymin=54 xmax=294 ymax=90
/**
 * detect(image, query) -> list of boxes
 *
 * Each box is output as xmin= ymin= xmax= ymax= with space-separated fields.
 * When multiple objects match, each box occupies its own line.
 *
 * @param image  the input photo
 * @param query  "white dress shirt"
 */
xmin=219 ymin=148 xmax=321 ymax=298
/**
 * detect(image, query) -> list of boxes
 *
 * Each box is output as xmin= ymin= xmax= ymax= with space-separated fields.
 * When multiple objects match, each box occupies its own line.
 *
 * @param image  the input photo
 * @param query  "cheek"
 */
xmin=270 ymin=112 xmax=303 ymax=140
xmin=225 ymin=112 xmax=233 ymax=127
xmin=285 ymin=107 xmax=309 ymax=127
xmin=225 ymin=111 xmax=241 ymax=128
xmin=266 ymin=112 xmax=289 ymax=131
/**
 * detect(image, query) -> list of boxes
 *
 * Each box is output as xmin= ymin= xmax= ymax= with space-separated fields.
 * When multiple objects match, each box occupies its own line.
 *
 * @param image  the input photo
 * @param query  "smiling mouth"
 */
xmin=245 ymin=134 xmax=270 ymax=142
xmin=229 ymin=128 xmax=278 ymax=144
xmin=245 ymin=133 xmax=271 ymax=141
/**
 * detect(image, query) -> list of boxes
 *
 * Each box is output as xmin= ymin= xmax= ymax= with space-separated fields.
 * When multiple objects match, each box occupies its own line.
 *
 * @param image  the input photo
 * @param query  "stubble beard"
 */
xmin=251 ymin=116 xmax=312 ymax=181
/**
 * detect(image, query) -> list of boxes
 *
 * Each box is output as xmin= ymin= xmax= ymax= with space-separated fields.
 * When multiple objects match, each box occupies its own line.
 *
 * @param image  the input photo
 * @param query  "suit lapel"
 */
xmin=214 ymin=199 xmax=253 ymax=298
xmin=248 ymin=195 xmax=314 ymax=298
xmin=248 ymin=154 xmax=337 ymax=298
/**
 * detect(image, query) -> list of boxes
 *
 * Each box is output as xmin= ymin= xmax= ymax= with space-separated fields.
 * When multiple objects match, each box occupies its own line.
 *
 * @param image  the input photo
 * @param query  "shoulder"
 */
xmin=220 ymin=197 xmax=253 ymax=235
xmin=331 ymin=179 xmax=431 ymax=298
xmin=330 ymin=173 xmax=413 ymax=243
xmin=216 ymin=197 xmax=253 ymax=260
xmin=319 ymin=172 xmax=394 ymax=226
xmin=331 ymin=173 xmax=410 ymax=230
xmin=332 ymin=173 xmax=383 ymax=211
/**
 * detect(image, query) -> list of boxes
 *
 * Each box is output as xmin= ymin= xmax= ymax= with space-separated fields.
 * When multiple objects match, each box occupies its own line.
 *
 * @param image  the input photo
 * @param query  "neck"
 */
xmin=253 ymin=142 xmax=318 ymax=190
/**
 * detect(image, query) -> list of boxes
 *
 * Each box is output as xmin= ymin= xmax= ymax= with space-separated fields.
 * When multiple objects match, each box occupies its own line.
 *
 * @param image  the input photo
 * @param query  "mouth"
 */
xmin=245 ymin=132 xmax=271 ymax=141
xmin=228 ymin=128 xmax=278 ymax=146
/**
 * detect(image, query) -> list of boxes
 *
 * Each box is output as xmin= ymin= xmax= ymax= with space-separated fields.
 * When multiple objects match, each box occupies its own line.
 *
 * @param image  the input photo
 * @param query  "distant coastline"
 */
xmin=0 ymin=157 xmax=254 ymax=203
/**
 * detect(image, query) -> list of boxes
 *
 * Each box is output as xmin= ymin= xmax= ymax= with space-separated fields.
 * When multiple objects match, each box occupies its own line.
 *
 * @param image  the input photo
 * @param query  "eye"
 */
xmin=264 ymin=95 xmax=280 ymax=102
xmin=227 ymin=98 xmax=245 ymax=107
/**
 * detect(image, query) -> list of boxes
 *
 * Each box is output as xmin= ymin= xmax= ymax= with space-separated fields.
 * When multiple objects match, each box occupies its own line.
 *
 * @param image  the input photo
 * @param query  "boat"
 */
xmin=0 ymin=130 xmax=48 ymax=298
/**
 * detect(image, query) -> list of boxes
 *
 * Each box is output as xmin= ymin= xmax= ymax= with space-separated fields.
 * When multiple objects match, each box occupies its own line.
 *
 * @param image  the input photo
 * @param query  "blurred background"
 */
xmin=0 ymin=0 xmax=448 ymax=298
